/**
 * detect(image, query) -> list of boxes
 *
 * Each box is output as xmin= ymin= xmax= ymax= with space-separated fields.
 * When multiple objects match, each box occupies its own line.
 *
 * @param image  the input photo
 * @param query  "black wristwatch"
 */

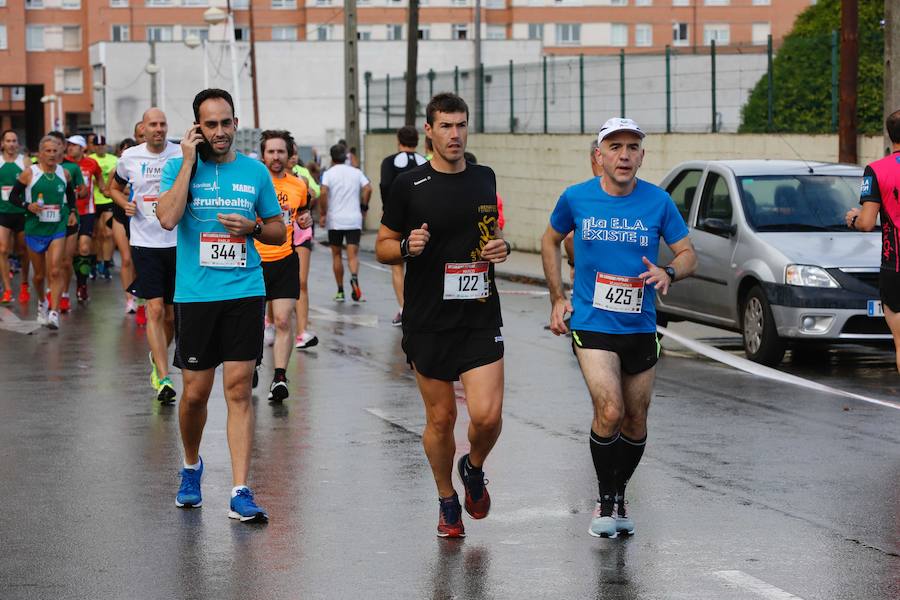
xmin=400 ymin=237 xmax=413 ymax=260
xmin=251 ymin=221 xmax=262 ymax=238
xmin=664 ymin=265 xmax=677 ymax=282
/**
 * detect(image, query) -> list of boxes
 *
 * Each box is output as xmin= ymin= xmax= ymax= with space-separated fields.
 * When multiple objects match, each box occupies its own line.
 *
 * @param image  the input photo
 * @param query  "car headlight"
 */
xmin=785 ymin=265 xmax=840 ymax=288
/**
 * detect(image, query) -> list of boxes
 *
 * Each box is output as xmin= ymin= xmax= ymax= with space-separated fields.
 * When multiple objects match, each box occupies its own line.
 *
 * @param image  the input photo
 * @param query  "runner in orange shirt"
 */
xmin=255 ymin=130 xmax=312 ymax=402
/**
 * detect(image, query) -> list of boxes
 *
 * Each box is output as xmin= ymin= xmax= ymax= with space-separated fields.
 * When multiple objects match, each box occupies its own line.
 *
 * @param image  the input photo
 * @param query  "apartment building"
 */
xmin=0 ymin=0 xmax=812 ymax=148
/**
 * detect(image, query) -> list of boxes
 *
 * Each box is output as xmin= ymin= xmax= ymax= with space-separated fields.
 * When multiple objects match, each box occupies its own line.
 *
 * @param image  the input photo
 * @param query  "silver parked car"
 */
xmin=656 ymin=159 xmax=889 ymax=366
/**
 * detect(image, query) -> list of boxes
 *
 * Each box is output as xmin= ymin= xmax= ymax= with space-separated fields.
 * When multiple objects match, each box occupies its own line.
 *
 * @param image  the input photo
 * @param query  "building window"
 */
xmin=183 ymin=26 xmax=209 ymax=41
xmin=314 ymin=0 xmax=332 ymax=5
xmin=271 ymin=26 xmax=297 ymax=40
xmin=25 ymin=0 xmax=43 ymax=8
xmin=232 ymin=0 xmax=249 ymax=7
xmin=182 ymin=0 xmax=208 ymax=6
xmin=672 ymin=22 xmax=689 ymax=46
xmin=316 ymin=25 xmax=333 ymax=41
xmin=610 ymin=23 xmax=628 ymax=46
xmin=418 ymin=26 xmax=430 ymax=40
xmin=752 ymin=22 xmax=770 ymax=46
xmin=610 ymin=0 xmax=627 ymax=5
xmin=110 ymin=0 xmax=128 ymax=7
xmin=271 ymin=0 xmax=296 ymax=7
xmin=452 ymin=24 xmax=468 ymax=40
xmin=635 ymin=0 xmax=651 ymax=5
xmin=485 ymin=0 xmax=504 ymax=7
xmin=672 ymin=0 xmax=689 ymax=5
xmin=703 ymin=23 xmax=729 ymax=46
xmin=704 ymin=0 xmax=728 ymax=4
xmin=25 ymin=25 xmax=82 ymax=51
xmin=451 ymin=0 xmax=467 ymax=5
xmin=111 ymin=24 xmax=130 ymax=41
xmin=62 ymin=0 xmax=81 ymax=8
xmin=145 ymin=0 xmax=173 ymax=6
xmin=486 ymin=25 xmax=506 ymax=40
xmin=234 ymin=27 xmax=251 ymax=41
xmin=26 ymin=26 xmax=44 ymax=50
xmin=386 ymin=24 xmax=402 ymax=40
xmin=528 ymin=23 xmax=543 ymax=41
xmin=752 ymin=0 xmax=771 ymax=4
xmin=634 ymin=23 xmax=652 ymax=47
xmin=146 ymin=25 xmax=175 ymax=42
xmin=63 ymin=68 xmax=83 ymax=93
xmin=0 ymin=25 xmax=6 ymax=51
xmin=556 ymin=23 xmax=580 ymax=45
xmin=357 ymin=27 xmax=372 ymax=40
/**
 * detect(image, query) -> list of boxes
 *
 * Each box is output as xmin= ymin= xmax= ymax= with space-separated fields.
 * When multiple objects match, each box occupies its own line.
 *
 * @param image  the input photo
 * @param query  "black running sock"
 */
xmin=104 ymin=260 xmax=113 ymax=269
xmin=350 ymin=274 xmax=359 ymax=285
xmin=614 ymin=432 xmax=647 ymax=499
xmin=590 ymin=430 xmax=619 ymax=507
xmin=274 ymin=368 xmax=286 ymax=381
xmin=337 ymin=286 xmax=344 ymax=293
xmin=89 ymin=254 xmax=97 ymax=267
xmin=465 ymin=455 xmax=482 ymax=472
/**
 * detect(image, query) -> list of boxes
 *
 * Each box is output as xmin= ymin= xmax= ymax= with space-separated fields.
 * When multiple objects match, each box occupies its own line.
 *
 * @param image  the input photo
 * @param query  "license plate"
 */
xmin=867 ymin=300 xmax=884 ymax=317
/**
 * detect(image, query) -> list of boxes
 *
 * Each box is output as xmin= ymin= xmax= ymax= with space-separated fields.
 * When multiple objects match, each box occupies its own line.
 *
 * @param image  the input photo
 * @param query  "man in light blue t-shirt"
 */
xmin=157 ymin=89 xmax=284 ymax=524
xmin=540 ymin=118 xmax=697 ymax=539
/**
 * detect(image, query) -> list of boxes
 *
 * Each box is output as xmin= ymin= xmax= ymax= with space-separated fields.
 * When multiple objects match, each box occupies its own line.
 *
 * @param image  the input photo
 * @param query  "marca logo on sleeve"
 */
xmin=860 ymin=176 xmax=873 ymax=196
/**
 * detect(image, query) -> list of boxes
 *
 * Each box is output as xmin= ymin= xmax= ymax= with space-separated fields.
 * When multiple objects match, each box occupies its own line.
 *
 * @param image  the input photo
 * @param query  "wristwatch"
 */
xmin=251 ymin=222 xmax=262 ymax=238
xmin=664 ymin=265 xmax=677 ymax=282
xmin=400 ymin=237 xmax=413 ymax=260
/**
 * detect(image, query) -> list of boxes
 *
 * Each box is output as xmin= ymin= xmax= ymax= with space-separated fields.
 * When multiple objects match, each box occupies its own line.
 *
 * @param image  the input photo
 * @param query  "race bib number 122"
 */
xmin=443 ymin=262 xmax=490 ymax=300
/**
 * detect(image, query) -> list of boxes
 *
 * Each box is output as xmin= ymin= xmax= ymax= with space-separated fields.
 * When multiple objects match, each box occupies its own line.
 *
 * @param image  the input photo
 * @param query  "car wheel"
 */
xmin=741 ymin=286 xmax=786 ymax=366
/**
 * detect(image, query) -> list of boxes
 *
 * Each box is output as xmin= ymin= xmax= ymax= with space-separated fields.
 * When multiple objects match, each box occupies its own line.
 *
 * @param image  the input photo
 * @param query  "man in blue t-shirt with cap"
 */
xmin=540 ymin=117 xmax=697 ymax=539
xmin=157 ymin=88 xmax=285 ymax=524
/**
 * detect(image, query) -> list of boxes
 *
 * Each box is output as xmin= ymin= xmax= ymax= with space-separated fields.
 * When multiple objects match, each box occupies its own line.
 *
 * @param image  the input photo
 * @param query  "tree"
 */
xmin=739 ymin=0 xmax=884 ymax=134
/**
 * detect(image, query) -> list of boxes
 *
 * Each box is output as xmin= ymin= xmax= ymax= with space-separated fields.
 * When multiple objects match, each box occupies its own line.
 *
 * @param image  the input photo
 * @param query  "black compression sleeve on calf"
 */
xmin=613 ymin=433 xmax=647 ymax=499
xmin=8 ymin=180 xmax=26 ymax=209
xmin=590 ymin=430 xmax=619 ymax=501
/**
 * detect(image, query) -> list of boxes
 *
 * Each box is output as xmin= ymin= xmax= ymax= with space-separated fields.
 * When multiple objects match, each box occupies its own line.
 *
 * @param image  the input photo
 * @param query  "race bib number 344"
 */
xmin=199 ymin=232 xmax=247 ymax=268
xmin=443 ymin=261 xmax=490 ymax=300
xmin=593 ymin=273 xmax=644 ymax=313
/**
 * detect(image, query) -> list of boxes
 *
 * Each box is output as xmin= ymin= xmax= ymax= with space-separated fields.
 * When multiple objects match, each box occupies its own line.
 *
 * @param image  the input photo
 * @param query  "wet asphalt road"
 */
xmin=0 ymin=244 xmax=898 ymax=600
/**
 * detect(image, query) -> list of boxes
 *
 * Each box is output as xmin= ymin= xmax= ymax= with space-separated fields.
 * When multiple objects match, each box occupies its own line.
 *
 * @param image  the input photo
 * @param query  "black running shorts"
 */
xmin=879 ymin=269 xmax=900 ymax=313
xmin=175 ymin=296 xmax=265 ymax=371
xmin=402 ymin=327 xmax=504 ymax=382
xmin=130 ymin=245 xmax=176 ymax=304
xmin=78 ymin=213 xmax=96 ymax=237
xmin=0 ymin=212 xmax=25 ymax=233
xmin=262 ymin=252 xmax=300 ymax=300
xmin=328 ymin=228 xmax=361 ymax=247
xmin=572 ymin=330 xmax=659 ymax=375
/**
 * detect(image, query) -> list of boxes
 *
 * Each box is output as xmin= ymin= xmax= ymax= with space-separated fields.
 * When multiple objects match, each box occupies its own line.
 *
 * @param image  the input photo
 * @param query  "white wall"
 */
xmin=90 ymin=39 xmax=542 ymax=148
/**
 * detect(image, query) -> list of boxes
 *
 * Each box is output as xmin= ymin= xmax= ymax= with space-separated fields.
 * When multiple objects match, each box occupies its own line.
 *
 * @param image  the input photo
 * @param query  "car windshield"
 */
xmin=737 ymin=174 xmax=871 ymax=232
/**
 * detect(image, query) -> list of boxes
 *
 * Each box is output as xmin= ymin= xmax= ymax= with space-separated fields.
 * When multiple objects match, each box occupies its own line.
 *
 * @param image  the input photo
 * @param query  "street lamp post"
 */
xmin=203 ymin=6 xmax=242 ymax=121
xmin=184 ymin=34 xmax=209 ymax=89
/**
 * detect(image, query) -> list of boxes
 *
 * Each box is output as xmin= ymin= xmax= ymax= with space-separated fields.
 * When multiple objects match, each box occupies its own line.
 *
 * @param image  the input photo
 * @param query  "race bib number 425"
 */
xmin=593 ymin=273 xmax=644 ymax=313
xmin=443 ymin=261 xmax=490 ymax=300
xmin=199 ymin=232 xmax=247 ymax=268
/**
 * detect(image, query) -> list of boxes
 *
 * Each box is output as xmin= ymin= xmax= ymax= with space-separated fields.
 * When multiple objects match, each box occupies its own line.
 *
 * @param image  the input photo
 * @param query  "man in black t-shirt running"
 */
xmin=376 ymin=93 xmax=511 ymax=538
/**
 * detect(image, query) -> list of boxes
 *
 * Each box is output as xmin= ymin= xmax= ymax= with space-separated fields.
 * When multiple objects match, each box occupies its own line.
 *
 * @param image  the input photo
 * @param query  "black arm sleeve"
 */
xmin=379 ymin=156 xmax=395 ymax=207
xmin=8 ymin=180 xmax=27 ymax=209
xmin=113 ymin=172 xmax=129 ymax=186
xmin=66 ymin=179 xmax=77 ymax=209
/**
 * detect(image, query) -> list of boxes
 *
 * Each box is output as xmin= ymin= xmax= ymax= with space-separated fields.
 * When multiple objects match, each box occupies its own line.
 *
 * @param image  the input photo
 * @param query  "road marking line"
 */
xmin=498 ymin=289 xmax=550 ymax=296
xmin=659 ymin=326 xmax=900 ymax=412
xmin=309 ymin=306 xmax=379 ymax=328
xmin=713 ymin=570 xmax=806 ymax=600
xmin=365 ymin=407 xmax=422 ymax=436
xmin=360 ymin=261 xmax=392 ymax=273
xmin=0 ymin=307 xmax=42 ymax=335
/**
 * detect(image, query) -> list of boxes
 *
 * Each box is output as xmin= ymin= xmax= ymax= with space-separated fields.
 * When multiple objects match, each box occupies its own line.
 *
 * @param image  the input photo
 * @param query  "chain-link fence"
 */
xmin=364 ymin=32 xmax=883 ymax=135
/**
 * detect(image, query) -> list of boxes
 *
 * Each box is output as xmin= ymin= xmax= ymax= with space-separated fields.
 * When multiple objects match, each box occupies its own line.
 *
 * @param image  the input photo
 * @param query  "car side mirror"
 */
xmin=702 ymin=218 xmax=737 ymax=236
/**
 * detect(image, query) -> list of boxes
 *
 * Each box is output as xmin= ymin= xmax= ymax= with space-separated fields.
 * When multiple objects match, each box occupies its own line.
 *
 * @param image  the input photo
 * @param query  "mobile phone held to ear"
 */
xmin=194 ymin=124 xmax=212 ymax=162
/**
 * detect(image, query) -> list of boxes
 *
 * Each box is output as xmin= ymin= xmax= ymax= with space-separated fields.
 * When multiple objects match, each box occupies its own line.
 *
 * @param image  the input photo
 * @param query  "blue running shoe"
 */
xmin=229 ymin=487 xmax=268 ymax=523
xmin=588 ymin=497 xmax=617 ymax=538
xmin=175 ymin=458 xmax=203 ymax=508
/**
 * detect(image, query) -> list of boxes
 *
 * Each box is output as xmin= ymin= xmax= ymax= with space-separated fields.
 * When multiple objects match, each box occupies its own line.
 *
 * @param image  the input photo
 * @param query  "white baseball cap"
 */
xmin=597 ymin=118 xmax=645 ymax=144
xmin=66 ymin=135 xmax=87 ymax=148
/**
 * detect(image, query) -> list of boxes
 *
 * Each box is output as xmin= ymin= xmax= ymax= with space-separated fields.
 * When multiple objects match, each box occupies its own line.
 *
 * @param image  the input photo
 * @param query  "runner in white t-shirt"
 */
xmin=320 ymin=144 xmax=371 ymax=302
xmin=109 ymin=108 xmax=182 ymax=404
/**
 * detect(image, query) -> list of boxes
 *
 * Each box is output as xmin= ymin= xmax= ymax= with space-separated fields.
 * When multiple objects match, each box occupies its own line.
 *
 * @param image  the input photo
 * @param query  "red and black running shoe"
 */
xmin=437 ymin=493 xmax=465 ymax=538
xmin=457 ymin=454 xmax=491 ymax=519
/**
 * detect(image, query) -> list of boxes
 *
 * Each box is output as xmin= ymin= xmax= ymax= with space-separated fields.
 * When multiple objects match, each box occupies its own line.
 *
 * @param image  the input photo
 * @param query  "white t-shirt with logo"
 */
xmin=115 ymin=141 xmax=182 ymax=248
xmin=321 ymin=163 xmax=370 ymax=231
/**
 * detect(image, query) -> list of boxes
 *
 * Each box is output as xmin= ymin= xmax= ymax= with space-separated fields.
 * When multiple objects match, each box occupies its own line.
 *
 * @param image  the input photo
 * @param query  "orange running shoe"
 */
xmin=436 ymin=493 xmax=465 ymax=538
xmin=59 ymin=295 xmax=71 ymax=313
xmin=18 ymin=284 xmax=29 ymax=304
xmin=0 ymin=289 xmax=11 ymax=303
xmin=136 ymin=304 xmax=147 ymax=326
